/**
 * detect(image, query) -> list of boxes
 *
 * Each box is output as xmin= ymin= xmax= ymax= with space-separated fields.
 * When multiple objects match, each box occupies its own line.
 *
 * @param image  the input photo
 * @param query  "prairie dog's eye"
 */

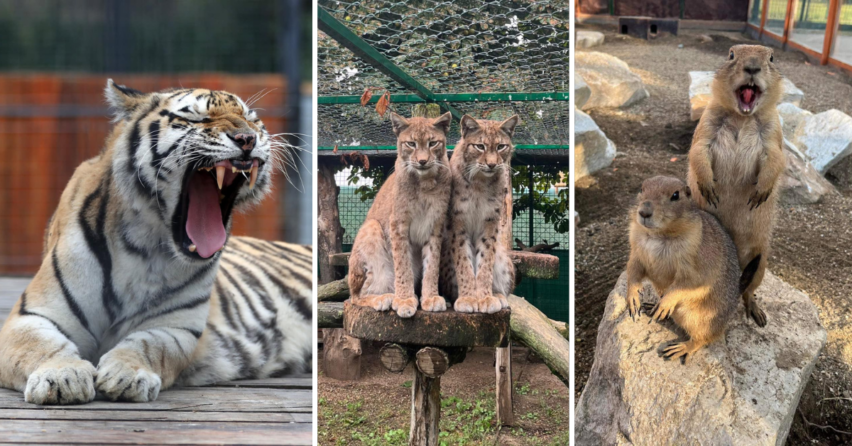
xmin=729 ymin=50 xmax=734 ymax=60
xmin=769 ymin=54 xmax=774 ymax=63
xmin=405 ymin=141 xmax=416 ymax=148
xmin=497 ymin=144 xmax=509 ymax=151
xmin=472 ymin=144 xmax=485 ymax=151
xmin=428 ymin=140 xmax=439 ymax=148
xmin=671 ymin=191 xmax=680 ymax=201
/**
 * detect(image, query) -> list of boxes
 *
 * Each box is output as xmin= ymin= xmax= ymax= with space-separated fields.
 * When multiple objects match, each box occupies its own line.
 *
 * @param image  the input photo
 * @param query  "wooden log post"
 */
xmin=497 ymin=163 xmax=514 ymax=426
xmin=410 ymin=346 xmax=466 ymax=446
xmin=380 ymin=343 xmax=414 ymax=373
xmin=318 ymin=161 xmax=362 ymax=380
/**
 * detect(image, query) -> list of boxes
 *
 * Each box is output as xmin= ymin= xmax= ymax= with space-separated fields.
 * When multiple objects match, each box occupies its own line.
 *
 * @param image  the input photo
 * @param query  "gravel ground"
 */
xmin=575 ymin=25 xmax=852 ymax=445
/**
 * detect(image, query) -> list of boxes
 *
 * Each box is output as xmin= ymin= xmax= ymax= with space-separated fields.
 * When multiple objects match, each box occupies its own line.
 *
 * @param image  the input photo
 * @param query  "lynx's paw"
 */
xmin=359 ymin=294 xmax=394 ymax=311
xmin=477 ymin=296 xmax=502 ymax=314
xmin=421 ymin=295 xmax=447 ymax=312
xmin=392 ymin=296 xmax=418 ymax=318
xmin=96 ymin=357 xmax=161 ymax=402
xmin=454 ymin=295 xmax=478 ymax=313
xmin=494 ymin=293 xmax=509 ymax=309
xmin=25 ymin=359 xmax=97 ymax=405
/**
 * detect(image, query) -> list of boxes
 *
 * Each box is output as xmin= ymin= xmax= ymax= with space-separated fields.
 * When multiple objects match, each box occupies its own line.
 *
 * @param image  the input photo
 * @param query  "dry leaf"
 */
xmin=360 ymin=88 xmax=373 ymax=107
xmin=376 ymin=91 xmax=391 ymax=117
xmin=670 ymin=157 xmax=678 ymax=162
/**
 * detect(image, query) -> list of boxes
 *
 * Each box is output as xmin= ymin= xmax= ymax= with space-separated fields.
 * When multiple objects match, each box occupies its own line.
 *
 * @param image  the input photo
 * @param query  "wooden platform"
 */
xmin=0 ymin=277 xmax=313 ymax=445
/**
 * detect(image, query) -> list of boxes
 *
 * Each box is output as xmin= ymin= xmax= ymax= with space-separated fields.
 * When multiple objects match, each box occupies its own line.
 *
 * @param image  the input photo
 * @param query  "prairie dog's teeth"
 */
xmin=232 ymin=166 xmax=238 ymax=173
xmin=249 ymin=164 xmax=258 ymax=190
xmin=188 ymin=244 xmax=197 ymax=253
xmin=216 ymin=166 xmax=225 ymax=189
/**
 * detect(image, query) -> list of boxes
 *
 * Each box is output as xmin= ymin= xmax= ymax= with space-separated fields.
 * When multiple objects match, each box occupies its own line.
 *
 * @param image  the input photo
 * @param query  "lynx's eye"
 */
xmin=729 ymin=50 xmax=734 ymax=60
xmin=497 ymin=144 xmax=509 ymax=151
xmin=428 ymin=140 xmax=439 ymax=148
xmin=404 ymin=141 xmax=416 ymax=149
xmin=671 ymin=191 xmax=680 ymax=201
xmin=472 ymin=144 xmax=485 ymax=151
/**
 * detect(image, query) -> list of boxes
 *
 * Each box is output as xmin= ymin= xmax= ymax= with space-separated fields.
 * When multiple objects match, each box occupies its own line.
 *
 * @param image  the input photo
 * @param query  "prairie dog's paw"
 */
xmin=454 ymin=295 xmax=478 ymax=313
xmin=421 ymin=295 xmax=447 ymax=312
xmin=358 ymin=294 xmax=393 ymax=311
xmin=25 ymin=359 xmax=97 ymax=405
xmin=392 ymin=296 xmax=418 ymax=318
xmin=477 ymin=296 xmax=502 ymax=314
xmin=494 ymin=294 xmax=509 ymax=309
xmin=96 ymin=359 xmax=161 ymax=402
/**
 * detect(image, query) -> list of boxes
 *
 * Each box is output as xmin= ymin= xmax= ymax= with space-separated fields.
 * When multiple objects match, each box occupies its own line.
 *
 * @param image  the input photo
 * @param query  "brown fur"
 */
xmin=438 ymin=115 xmax=518 ymax=313
xmin=687 ymin=45 xmax=785 ymax=327
xmin=626 ymin=176 xmax=741 ymax=363
xmin=348 ymin=112 xmax=453 ymax=317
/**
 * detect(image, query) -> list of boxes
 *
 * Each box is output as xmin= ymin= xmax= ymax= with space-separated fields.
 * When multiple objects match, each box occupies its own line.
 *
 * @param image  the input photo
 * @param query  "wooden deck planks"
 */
xmin=0 ymin=277 xmax=315 ymax=445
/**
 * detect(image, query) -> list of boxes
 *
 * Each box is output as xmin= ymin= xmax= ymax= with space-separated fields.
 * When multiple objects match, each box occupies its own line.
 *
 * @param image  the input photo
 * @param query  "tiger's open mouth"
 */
xmin=736 ymin=83 xmax=762 ymax=114
xmin=173 ymin=158 xmax=261 ymax=259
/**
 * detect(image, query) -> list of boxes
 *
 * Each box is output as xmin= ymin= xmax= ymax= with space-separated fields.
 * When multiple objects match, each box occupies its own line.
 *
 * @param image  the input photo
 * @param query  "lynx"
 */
xmin=348 ymin=112 xmax=453 ymax=318
xmin=439 ymin=115 xmax=518 ymax=313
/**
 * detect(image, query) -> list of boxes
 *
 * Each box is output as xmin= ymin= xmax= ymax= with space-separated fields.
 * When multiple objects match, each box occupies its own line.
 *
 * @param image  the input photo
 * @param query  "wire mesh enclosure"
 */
xmin=317 ymin=0 xmax=571 ymax=151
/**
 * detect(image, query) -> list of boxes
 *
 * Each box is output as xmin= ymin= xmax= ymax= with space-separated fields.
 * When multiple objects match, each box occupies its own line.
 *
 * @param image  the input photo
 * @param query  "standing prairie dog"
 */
xmin=687 ymin=45 xmax=785 ymax=327
xmin=625 ymin=176 xmax=759 ymax=363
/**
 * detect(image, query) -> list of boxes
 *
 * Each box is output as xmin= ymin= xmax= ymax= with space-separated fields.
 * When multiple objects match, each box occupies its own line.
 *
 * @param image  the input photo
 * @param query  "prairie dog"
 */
xmin=625 ymin=176 xmax=759 ymax=363
xmin=687 ymin=45 xmax=785 ymax=327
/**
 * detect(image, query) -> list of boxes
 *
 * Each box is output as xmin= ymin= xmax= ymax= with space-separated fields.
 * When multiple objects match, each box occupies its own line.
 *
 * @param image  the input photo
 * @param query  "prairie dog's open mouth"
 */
xmin=736 ymin=83 xmax=762 ymax=114
xmin=172 ymin=159 xmax=261 ymax=259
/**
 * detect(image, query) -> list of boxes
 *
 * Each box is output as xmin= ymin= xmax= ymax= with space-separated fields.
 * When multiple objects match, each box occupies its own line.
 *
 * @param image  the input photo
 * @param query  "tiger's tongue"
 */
xmin=186 ymin=173 xmax=226 ymax=258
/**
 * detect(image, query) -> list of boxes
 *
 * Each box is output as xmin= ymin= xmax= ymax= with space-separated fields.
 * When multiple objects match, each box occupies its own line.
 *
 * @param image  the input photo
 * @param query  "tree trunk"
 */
xmin=508 ymin=295 xmax=570 ymax=386
xmin=497 ymin=173 xmax=514 ymax=426
xmin=318 ymin=302 xmax=344 ymax=328
xmin=317 ymin=163 xmax=343 ymax=284
xmin=321 ymin=328 xmax=362 ymax=381
xmin=318 ymin=278 xmax=349 ymax=302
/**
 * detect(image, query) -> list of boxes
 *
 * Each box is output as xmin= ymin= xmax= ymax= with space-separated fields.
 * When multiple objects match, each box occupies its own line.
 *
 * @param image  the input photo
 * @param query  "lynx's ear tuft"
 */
xmin=104 ymin=79 xmax=148 ymax=121
xmin=432 ymin=112 xmax=452 ymax=135
xmin=460 ymin=115 xmax=481 ymax=137
xmin=390 ymin=112 xmax=410 ymax=136
xmin=500 ymin=115 xmax=520 ymax=137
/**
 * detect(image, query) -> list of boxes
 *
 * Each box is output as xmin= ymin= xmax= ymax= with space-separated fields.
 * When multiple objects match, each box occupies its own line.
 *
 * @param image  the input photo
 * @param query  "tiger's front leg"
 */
xmin=96 ymin=324 xmax=203 ymax=402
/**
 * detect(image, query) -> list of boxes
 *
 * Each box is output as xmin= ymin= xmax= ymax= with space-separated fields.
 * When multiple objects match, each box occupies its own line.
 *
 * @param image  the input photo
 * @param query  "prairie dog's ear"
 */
xmin=460 ymin=115 xmax=481 ymax=137
xmin=500 ymin=115 xmax=520 ymax=137
xmin=390 ymin=112 xmax=410 ymax=136
xmin=105 ymin=79 xmax=148 ymax=121
xmin=432 ymin=112 xmax=452 ymax=135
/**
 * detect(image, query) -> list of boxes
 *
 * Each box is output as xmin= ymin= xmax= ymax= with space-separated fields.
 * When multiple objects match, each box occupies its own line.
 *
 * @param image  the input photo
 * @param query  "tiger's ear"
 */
xmin=105 ymin=79 xmax=148 ymax=121
xmin=432 ymin=112 xmax=452 ymax=135
xmin=500 ymin=115 xmax=520 ymax=137
xmin=390 ymin=112 xmax=410 ymax=136
xmin=460 ymin=115 xmax=481 ymax=137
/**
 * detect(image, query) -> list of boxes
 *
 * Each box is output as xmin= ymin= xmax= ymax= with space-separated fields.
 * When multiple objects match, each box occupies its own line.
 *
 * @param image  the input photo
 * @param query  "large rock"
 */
xmin=577 ymin=30 xmax=605 ymax=48
xmin=777 ymin=102 xmax=812 ymax=141
xmin=576 ymin=52 xmax=649 ymax=110
xmin=780 ymin=138 xmax=835 ymax=204
xmin=792 ymin=109 xmax=852 ymax=174
xmin=688 ymin=71 xmax=804 ymax=121
xmin=576 ymin=272 xmax=826 ymax=446
xmin=575 ymin=107 xmax=616 ymax=179
xmin=575 ymin=74 xmax=591 ymax=109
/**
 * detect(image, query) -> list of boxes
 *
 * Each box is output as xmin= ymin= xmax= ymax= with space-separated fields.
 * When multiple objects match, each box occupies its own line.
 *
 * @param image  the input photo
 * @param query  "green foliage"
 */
xmin=511 ymin=164 xmax=570 ymax=234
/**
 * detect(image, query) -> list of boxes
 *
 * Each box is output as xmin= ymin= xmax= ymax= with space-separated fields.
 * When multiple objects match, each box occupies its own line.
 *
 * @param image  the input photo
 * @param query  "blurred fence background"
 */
xmin=0 ymin=0 xmax=312 ymax=275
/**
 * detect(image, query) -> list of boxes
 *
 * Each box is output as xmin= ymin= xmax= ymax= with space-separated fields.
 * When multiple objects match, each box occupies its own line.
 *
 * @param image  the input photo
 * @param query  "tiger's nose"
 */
xmin=418 ymin=159 xmax=428 ymax=166
xmin=230 ymin=132 xmax=256 ymax=151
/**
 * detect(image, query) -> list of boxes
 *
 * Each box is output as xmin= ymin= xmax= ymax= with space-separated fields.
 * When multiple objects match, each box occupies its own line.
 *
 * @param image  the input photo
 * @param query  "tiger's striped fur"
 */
xmin=0 ymin=81 xmax=311 ymax=405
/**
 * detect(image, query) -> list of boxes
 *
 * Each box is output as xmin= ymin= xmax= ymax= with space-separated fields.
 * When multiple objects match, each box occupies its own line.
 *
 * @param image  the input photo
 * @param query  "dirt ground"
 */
xmin=575 ymin=26 xmax=852 ymax=445
xmin=318 ymin=345 xmax=570 ymax=445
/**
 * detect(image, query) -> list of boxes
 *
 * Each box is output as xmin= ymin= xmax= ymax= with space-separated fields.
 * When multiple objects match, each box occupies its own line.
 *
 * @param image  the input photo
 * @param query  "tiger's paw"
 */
xmin=477 ymin=295 xmax=502 ymax=314
xmin=421 ymin=295 xmax=447 ymax=312
xmin=25 ymin=359 xmax=97 ymax=405
xmin=96 ymin=358 xmax=161 ymax=402
xmin=454 ymin=295 xmax=478 ymax=313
